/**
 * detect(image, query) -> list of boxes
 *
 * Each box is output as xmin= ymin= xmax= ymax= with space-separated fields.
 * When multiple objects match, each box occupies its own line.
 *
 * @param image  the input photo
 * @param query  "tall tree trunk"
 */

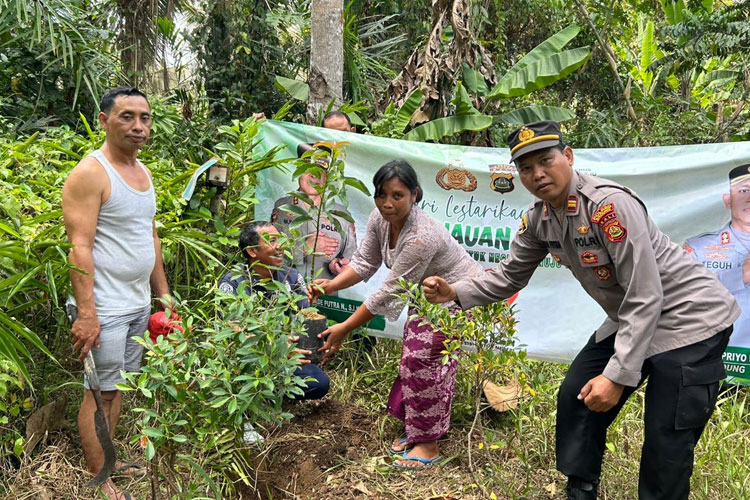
xmin=307 ymin=0 xmax=344 ymax=124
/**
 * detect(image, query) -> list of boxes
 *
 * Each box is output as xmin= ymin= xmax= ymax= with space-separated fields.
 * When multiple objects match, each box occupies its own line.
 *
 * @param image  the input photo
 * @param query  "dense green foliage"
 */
xmin=0 ymin=0 xmax=120 ymax=131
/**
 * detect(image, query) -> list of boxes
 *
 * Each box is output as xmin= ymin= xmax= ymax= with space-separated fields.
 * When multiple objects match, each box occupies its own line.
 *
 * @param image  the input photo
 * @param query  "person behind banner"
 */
xmin=218 ymin=221 xmax=330 ymax=402
xmin=423 ymin=121 xmax=739 ymax=499
xmin=685 ymin=164 xmax=750 ymax=381
xmin=323 ymin=110 xmax=356 ymax=133
xmin=308 ymin=160 xmax=482 ymax=469
xmin=272 ymin=143 xmax=357 ymax=282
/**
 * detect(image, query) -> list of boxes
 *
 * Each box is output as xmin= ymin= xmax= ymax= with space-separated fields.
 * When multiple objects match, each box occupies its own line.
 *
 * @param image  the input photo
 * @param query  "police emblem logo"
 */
xmin=604 ymin=221 xmax=627 ymax=243
xmin=490 ymin=172 xmax=515 ymax=193
xmin=594 ymin=266 xmax=611 ymax=281
xmin=518 ymin=127 xmax=535 ymax=142
xmin=580 ymin=251 xmax=598 ymax=264
xmin=591 ymin=203 xmax=616 ymax=224
xmin=576 ymin=224 xmax=590 ymax=234
xmin=518 ymin=214 xmax=529 ymax=235
xmin=218 ymin=282 xmax=236 ymax=294
xmin=436 ymin=167 xmax=478 ymax=192
xmin=721 ymin=231 xmax=731 ymax=244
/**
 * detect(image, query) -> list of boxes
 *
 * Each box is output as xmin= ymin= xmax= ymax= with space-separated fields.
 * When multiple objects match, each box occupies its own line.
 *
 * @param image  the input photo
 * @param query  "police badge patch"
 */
xmin=518 ymin=214 xmax=529 ymax=235
xmin=594 ymin=266 xmax=611 ymax=281
xmin=591 ymin=203 xmax=615 ymax=224
xmin=604 ymin=221 xmax=627 ymax=243
xmin=580 ymin=251 xmax=598 ymax=264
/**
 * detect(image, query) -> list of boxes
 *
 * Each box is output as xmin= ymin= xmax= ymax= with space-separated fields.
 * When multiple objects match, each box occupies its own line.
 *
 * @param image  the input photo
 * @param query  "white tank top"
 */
xmin=89 ymin=149 xmax=156 ymax=315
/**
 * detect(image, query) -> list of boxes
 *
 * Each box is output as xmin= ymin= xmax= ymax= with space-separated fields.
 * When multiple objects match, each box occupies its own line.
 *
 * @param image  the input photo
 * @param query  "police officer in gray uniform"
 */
xmin=272 ymin=143 xmax=357 ymax=281
xmin=685 ymin=164 xmax=750 ymax=350
xmin=424 ymin=121 xmax=739 ymax=500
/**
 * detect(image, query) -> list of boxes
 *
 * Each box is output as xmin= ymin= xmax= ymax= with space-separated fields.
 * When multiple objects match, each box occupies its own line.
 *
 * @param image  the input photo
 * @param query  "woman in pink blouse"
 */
xmin=309 ymin=160 xmax=481 ymax=469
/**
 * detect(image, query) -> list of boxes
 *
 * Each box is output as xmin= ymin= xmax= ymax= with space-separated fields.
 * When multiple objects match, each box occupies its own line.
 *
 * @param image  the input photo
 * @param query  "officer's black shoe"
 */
xmin=565 ymin=476 xmax=598 ymax=500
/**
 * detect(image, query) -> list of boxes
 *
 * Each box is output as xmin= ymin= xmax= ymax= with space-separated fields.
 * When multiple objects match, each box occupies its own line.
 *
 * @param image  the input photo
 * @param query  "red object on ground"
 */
xmin=148 ymin=311 xmax=184 ymax=343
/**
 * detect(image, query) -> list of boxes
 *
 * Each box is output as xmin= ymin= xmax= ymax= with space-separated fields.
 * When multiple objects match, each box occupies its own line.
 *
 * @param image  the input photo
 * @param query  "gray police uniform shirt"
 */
xmin=453 ymin=171 xmax=740 ymax=387
xmin=686 ymin=223 xmax=750 ymax=348
xmin=271 ymin=195 xmax=357 ymax=280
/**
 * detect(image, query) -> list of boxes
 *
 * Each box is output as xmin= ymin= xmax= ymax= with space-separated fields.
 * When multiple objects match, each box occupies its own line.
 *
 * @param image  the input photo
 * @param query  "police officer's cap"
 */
xmin=729 ymin=163 xmax=750 ymax=186
xmin=507 ymin=121 xmax=564 ymax=163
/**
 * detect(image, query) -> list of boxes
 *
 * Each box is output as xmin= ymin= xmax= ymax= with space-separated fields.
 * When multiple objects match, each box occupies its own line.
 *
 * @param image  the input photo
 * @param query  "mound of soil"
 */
xmin=252 ymin=399 xmax=390 ymax=499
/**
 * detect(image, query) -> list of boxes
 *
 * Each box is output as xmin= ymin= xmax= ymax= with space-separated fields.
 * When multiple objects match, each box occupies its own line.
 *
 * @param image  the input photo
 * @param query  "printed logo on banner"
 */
xmin=436 ymin=161 xmax=477 ymax=192
xmin=488 ymin=164 xmax=516 ymax=194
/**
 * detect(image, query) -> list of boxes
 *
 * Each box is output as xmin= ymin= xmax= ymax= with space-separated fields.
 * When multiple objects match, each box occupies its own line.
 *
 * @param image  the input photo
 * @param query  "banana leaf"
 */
xmin=496 ymin=105 xmax=576 ymax=125
xmin=488 ymin=47 xmax=590 ymax=99
xmin=275 ymin=76 xmax=310 ymax=102
xmin=394 ymin=88 xmax=424 ymax=133
xmin=462 ymin=63 xmax=489 ymax=96
xmin=403 ymin=115 xmax=493 ymax=142
xmin=499 ymin=25 xmax=580 ymax=77
xmin=452 ymin=82 xmax=480 ymax=116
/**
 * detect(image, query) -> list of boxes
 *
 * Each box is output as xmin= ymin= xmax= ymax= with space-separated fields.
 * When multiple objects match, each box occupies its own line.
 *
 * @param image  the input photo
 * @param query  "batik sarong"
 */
xmin=386 ymin=310 xmax=459 ymax=443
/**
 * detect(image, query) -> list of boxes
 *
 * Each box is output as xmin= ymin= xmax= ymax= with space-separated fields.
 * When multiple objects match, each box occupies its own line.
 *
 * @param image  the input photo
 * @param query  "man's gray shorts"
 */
xmin=84 ymin=305 xmax=151 ymax=392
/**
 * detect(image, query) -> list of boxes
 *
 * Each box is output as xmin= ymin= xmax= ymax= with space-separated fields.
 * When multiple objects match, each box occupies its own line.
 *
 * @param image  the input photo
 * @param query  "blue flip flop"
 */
xmin=389 ymin=437 xmax=413 ymax=454
xmin=392 ymin=450 xmax=442 ymax=469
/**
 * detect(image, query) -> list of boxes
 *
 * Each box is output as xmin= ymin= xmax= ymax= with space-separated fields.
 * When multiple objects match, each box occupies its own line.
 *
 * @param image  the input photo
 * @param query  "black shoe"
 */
xmin=566 ymin=476 xmax=598 ymax=500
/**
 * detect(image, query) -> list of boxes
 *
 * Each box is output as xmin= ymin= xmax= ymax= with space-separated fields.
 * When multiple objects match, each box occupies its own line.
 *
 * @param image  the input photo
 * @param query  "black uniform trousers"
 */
xmin=556 ymin=326 xmax=732 ymax=500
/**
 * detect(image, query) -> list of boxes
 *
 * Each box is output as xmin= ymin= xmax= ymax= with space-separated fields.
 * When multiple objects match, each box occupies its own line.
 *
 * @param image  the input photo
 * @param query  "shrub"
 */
xmin=120 ymin=282 xmax=309 ymax=498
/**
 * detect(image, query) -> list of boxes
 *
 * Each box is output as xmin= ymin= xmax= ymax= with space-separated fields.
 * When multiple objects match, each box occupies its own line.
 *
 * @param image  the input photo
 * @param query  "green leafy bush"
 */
xmin=120 ymin=282 xmax=309 ymax=497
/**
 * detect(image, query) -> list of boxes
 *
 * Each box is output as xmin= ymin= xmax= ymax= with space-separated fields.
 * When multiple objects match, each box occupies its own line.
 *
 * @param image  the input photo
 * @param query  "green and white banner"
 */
xmin=256 ymin=120 xmax=750 ymax=383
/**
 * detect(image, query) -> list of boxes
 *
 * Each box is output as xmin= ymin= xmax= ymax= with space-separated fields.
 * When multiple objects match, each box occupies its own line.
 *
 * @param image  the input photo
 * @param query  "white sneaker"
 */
xmin=243 ymin=422 xmax=265 ymax=445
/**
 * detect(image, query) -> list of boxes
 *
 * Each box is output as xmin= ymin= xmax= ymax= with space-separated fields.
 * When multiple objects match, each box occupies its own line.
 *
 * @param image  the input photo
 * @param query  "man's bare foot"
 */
xmin=99 ymin=479 xmax=134 ymax=500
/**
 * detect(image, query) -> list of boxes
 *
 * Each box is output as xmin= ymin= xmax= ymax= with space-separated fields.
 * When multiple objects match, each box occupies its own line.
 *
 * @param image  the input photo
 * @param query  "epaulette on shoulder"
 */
xmin=579 ymin=179 xmax=647 ymax=213
xmin=685 ymin=228 xmax=724 ymax=244
xmin=274 ymin=195 xmax=293 ymax=207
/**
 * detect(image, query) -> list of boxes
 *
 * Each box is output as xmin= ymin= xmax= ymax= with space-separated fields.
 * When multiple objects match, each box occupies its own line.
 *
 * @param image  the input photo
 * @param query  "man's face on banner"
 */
xmin=724 ymin=179 xmax=750 ymax=227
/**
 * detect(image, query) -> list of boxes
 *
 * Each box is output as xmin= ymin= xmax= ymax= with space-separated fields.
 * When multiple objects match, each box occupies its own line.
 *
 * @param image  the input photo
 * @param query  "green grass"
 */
xmin=324 ymin=333 xmax=750 ymax=499
xmin=7 ymin=331 xmax=750 ymax=499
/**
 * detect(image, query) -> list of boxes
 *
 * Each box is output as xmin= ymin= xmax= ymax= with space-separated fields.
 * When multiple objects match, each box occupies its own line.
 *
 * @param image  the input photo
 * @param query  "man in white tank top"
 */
xmin=62 ymin=87 xmax=171 ymax=500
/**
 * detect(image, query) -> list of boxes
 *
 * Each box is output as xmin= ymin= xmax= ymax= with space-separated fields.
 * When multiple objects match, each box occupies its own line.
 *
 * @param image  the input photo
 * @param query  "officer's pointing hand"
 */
xmin=578 ymin=375 xmax=624 ymax=412
xmin=423 ymin=276 xmax=457 ymax=304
